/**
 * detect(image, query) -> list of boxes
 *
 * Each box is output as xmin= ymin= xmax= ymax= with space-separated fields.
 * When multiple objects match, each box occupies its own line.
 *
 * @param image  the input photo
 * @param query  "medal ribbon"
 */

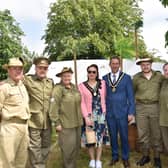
xmin=83 ymin=81 xmax=99 ymax=97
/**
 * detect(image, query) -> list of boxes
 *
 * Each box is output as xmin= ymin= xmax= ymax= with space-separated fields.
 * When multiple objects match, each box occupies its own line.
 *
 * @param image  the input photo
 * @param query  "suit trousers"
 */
xmin=28 ymin=127 xmax=51 ymax=168
xmin=58 ymin=126 xmax=81 ymax=168
xmin=0 ymin=121 xmax=29 ymax=168
xmin=106 ymin=116 xmax=129 ymax=160
xmin=136 ymin=103 xmax=162 ymax=157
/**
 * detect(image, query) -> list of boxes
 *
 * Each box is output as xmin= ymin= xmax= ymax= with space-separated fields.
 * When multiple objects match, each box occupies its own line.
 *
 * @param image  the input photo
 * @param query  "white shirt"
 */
xmin=110 ymin=71 xmax=120 ymax=83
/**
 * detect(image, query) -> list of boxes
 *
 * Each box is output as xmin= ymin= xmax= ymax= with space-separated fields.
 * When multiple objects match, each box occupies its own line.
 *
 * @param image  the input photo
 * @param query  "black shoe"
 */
xmin=136 ymin=156 xmax=150 ymax=166
xmin=122 ymin=160 xmax=130 ymax=168
xmin=154 ymin=158 xmax=162 ymax=168
xmin=108 ymin=159 xmax=119 ymax=166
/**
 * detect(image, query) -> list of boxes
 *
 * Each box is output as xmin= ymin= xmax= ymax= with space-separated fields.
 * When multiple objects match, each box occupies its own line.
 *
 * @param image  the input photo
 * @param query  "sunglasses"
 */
xmin=88 ymin=71 xmax=96 ymax=74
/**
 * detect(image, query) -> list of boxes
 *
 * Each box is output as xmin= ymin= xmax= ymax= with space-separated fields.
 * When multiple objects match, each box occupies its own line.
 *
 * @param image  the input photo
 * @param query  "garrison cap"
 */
xmin=33 ymin=57 xmax=50 ymax=67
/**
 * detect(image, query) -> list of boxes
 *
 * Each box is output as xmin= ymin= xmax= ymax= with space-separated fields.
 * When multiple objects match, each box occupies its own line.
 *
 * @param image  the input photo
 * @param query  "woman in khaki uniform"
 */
xmin=49 ymin=67 xmax=83 ymax=168
xmin=160 ymin=63 xmax=168 ymax=154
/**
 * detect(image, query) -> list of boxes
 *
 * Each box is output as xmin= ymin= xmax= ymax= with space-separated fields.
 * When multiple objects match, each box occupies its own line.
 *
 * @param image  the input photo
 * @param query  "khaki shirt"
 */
xmin=159 ymin=78 xmax=168 ymax=126
xmin=133 ymin=71 xmax=163 ymax=103
xmin=0 ymin=78 xmax=29 ymax=121
xmin=24 ymin=75 xmax=53 ymax=129
xmin=49 ymin=83 xmax=83 ymax=128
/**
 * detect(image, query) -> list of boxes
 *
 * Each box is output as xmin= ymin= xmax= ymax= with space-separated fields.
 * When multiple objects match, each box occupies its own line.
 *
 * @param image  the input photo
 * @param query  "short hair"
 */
xmin=109 ymin=56 xmax=121 ymax=64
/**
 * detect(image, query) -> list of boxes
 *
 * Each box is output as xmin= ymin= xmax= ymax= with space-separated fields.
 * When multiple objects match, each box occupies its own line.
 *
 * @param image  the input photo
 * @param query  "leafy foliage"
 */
xmin=43 ymin=0 xmax=144 ymax=61
xmin=0 ymin=10 xmax=24 ymax=79
xmin=0 ymin=10 xmax=37 ymax=79
xmin=160 ymin=0 xmax=168 ymax=7
xmin=159 ymin=0 xmax=168 ymax=49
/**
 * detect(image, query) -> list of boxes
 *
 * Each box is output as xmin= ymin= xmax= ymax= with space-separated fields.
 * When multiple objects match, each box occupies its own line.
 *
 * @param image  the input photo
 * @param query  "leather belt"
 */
xmin=3 ymin=117 xmax=28 ymax=124
xmin=136 ymin=100 xmax=158 ymax=105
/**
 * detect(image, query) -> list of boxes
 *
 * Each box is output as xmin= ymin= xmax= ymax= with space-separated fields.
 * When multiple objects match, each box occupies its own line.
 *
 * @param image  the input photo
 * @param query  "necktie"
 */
xmin=113 ymin=74 xmax=116 ymax=84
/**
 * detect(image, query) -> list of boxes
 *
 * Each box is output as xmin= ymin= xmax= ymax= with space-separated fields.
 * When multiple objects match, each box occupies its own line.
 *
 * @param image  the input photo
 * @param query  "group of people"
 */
xmin=0 ymin=56 xmax=167 ymax=168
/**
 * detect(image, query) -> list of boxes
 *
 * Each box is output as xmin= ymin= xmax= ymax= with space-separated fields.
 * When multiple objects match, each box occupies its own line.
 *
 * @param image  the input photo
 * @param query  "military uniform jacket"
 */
xmin=0 ymin=78 xmax=29 ymax=121
xmin=133 ymin=71 xmax=163 ymax=103
xmin=159 ymin=78 xmax=168 ymax=127
xmin=103 ymin=72 xmax=135 ymax=119
xmin=24 ymin=75 xmax=53 ymax=129
xmin=49 ymin=83 xmax=83 ymax=128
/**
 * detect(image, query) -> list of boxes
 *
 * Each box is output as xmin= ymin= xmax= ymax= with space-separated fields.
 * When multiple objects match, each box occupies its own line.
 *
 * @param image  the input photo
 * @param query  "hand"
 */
xmin=128 ymin=115 xmax=134 ymax=122
xmin=55 ymin=125 xmax=62 ymax=132
xmin=85 ymin=116 xmax=93 ymax=126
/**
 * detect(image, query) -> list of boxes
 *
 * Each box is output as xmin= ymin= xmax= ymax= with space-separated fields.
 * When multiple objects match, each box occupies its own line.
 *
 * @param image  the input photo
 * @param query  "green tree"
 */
xmin=160 ymin=0 xmax=168 ymax=7
xmin=159 ymin=0 xmax=168 ymax=48
xmin=0 ymin=10 xmax=24 ymax=79
xmin=43 ymin=0 xmax=143 ymax=61
xmin=0 ymin=9 xmax=34 ymax=79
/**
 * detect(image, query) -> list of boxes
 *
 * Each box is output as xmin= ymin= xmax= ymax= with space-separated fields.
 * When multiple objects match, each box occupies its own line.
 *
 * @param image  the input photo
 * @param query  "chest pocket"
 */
xmin=45 ymin=83 xmax=53 ymax=98
xmin=7 ymin=89 xmax=22 ymax=105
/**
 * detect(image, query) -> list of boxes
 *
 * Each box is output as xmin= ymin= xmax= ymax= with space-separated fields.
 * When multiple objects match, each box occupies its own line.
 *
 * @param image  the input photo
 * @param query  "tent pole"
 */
xmin=73 ymin=51 xmax=78 ymax=87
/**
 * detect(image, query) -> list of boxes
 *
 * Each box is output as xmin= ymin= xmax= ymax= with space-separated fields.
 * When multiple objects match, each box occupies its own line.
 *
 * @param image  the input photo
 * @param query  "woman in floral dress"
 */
xmin=78 ymin=64 xmax=107 ymax=168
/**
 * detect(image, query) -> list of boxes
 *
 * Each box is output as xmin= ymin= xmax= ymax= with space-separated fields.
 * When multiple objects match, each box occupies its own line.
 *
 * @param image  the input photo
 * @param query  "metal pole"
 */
xmin=73 ymin=51 xmax=78 ymax=86
xmin=135 ymin=29 xmax=138 ymax=59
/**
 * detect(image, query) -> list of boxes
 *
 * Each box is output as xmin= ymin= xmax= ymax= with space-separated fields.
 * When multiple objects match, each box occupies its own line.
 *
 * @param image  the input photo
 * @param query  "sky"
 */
xmin=0 ymin=0 xmax=168 ymax=60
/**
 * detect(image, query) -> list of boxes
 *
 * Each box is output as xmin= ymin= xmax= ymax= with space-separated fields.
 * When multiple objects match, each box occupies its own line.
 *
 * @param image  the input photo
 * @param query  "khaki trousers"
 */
xmin=161 ymin=126 xmax=168 ymax=153
xmin=136 ymin=103 xmax=162 ymax=157
xmin=28 ymin=127 xmax=51 ymax=168
xmin=58 ymin=127 xmax=81 ymax=168
xmin=0 ymin=121 xmax=29 ymax=168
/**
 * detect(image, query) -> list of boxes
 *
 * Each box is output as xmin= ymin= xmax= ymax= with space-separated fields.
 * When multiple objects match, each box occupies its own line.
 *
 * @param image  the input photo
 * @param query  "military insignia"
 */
xmin=107 ymin=72 xmax=125 ymax=93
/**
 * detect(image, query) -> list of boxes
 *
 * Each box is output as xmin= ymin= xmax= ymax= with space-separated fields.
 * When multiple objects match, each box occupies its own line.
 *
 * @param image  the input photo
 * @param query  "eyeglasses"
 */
xmin=88 ymin=71 xmax=96 ymax=74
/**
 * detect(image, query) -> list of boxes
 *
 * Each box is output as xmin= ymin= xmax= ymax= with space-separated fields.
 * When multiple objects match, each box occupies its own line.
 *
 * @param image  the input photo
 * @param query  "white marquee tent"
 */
xmin=28 ymin=59 xmax=164 ymax=84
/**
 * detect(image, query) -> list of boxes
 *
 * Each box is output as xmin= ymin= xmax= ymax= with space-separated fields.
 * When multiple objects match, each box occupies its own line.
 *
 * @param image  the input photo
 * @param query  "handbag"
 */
xmin=85 ymin=126 xmax=96 ymax=144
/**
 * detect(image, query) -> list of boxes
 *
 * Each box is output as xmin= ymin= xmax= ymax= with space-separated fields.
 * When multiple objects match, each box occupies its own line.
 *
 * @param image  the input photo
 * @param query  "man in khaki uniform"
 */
xmin=0 ymin=57 xmax=30 ymax=168
xmin=133 ymin=58 xmax=163 ymax=168
xmin=24 ymin=57 xmax=53 ymax=168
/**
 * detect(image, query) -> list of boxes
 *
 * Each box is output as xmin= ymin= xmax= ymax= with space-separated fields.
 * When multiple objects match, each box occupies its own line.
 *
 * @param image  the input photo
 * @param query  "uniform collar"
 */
xmin=33 ymin=75 xmax=49 ymax=81
xmin=6 ymin=77 xmax=22 ymax=86
xmin=139 ymin=70 xmax=157 ymax=79
xmin=60 ymin=82 xmax=75 ymax=89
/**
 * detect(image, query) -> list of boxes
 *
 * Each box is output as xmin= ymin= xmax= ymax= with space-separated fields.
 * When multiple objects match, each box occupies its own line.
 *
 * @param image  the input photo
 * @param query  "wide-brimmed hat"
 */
xmin=56 ymin=67 xmax=73 ymax=77
xmin=2 ymin=57 xmax=24 ymax=70
xmin=33 ymin=57 xmax=50 ymax=67
xmin=136 ymin=58 xmax=153 ymax=65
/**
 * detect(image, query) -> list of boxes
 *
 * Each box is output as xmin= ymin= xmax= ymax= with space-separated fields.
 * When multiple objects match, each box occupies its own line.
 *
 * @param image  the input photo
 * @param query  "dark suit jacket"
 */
xmin=103 ymin=72 xmax=135 ymax=119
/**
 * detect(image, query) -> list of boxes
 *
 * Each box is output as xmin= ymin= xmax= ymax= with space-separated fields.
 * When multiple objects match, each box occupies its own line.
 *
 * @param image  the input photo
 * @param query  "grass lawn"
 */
xmin=47 ymin=133 xmax=168 ymax=168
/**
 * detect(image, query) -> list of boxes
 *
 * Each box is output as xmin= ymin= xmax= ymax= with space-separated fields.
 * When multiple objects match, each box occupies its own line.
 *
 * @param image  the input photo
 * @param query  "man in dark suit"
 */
xmin=103 ymin=56 xmax=135 ymax=168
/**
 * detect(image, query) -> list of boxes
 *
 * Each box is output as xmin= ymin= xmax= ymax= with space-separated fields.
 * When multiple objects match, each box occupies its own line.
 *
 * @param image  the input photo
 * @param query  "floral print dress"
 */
xmin=81 ymin=89 xmax=109 ymax=147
